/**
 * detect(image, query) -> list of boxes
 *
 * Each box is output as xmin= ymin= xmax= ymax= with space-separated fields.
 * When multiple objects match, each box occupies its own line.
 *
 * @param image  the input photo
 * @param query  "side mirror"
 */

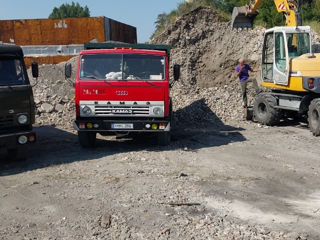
xmin=31 ymin=62 xmax=39 ymax=78
xmin=65 ymin=63 xmax=72 ymax=79
xmin=173 ymin=64 xmax=180 ymax=81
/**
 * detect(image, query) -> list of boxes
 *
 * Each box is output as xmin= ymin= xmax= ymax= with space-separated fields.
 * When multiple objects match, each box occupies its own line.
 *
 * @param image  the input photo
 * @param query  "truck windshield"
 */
xmin=80 ymin=54 xmax=165 ymax=81
xmin=0 ymin=58 xmax=26 ymax=86
xmin=286 ymin=33 xmax=310 ymax=58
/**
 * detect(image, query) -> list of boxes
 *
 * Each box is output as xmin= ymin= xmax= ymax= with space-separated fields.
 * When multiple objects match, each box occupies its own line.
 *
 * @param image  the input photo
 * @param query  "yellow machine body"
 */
xmin=261 ymin=54 xmax=320 ymax=92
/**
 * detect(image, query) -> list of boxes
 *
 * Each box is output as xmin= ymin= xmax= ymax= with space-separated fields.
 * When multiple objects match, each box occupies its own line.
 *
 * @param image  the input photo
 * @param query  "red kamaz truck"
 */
xmin=65 ymin=43 xmax=180 ymax=147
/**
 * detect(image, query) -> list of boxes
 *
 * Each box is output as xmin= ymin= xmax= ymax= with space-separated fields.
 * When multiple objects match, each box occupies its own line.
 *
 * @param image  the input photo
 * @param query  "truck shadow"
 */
xmin=0 ymin=99 xmax=246 ymax=176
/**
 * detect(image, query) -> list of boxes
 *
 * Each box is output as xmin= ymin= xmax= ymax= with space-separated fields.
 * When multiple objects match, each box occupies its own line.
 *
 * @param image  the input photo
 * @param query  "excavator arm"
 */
xmin=232 ymin=0 xmax=302 ymax=28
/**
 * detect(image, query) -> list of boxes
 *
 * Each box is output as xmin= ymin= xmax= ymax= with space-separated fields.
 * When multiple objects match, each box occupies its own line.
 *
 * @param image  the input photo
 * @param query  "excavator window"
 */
xmin=262 ymin=32 xmax=274 ymax=82
xmin=286 ymin=33 xmax=310 ymax=58
xmin=275 ymin=33 xmax=287 ymax=73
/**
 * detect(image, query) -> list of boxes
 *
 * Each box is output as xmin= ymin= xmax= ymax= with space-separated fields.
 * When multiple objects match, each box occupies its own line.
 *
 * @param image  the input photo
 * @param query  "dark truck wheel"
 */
xmin=157 ymin=132 xmax=171 ymax=146
xmin=78 ymin=131 xmax=96 ymax=148
xmin=253 ymin=93 xmax=280 ymax=125
xmin=308 ymin=98 xmax=320 ymax=136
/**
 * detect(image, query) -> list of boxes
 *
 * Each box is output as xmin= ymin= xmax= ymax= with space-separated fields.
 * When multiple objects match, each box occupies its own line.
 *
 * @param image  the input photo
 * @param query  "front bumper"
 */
xmin=74 ymin=118 xmax=171 ymax=132
xmin=0 ymin=131 xmax=36 ymax=149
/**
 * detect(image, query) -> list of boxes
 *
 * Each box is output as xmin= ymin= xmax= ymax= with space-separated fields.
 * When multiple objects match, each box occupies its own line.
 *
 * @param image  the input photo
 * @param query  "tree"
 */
xmin=49 ymin=2 xmax=90 ymax=19
xmin=312 ymin=0 xmax=320 ymax=21
xmin=255 ymin=1 xmax=284 ymax=27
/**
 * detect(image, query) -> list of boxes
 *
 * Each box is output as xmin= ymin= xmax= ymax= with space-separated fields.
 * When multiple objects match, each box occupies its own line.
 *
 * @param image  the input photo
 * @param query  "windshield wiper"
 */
xmin=103 ymin=80 xmax=112 ymax=85
xmin=83 ymin=75 xmax=99 ymax=80
xmin=143 ymin=80 xmax=155 ymax=86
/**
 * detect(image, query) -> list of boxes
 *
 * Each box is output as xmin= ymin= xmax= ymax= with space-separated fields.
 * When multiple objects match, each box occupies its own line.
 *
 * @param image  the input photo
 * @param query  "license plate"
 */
xmin=111 ymin=123 xmax=134 ymax=129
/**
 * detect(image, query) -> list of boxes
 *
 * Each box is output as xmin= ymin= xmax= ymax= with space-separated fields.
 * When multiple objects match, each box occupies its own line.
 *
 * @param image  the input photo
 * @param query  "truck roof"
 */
xmin=81 ymin=48 xmax=168 ymax=57
xmin=0 ymin=43 xmax=24 ymax=56
xmin=84 ymin=42 xmax=170 ymax=58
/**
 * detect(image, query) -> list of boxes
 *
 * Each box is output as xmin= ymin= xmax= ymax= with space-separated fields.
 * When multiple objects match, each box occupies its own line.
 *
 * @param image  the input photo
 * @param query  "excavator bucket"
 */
xmin=231 ymin=6 xmax=259 ymax=29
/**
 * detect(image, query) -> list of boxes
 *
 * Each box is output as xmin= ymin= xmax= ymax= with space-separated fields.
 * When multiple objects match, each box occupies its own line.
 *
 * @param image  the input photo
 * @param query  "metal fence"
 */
xmin=22 ymin=44 xmax=84 ymax=57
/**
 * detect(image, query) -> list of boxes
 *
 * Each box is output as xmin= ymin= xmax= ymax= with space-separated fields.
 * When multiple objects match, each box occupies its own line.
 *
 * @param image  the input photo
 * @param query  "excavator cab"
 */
xmin=232 ymin=6 xmax=259 ymax=28
xmin=261 ymin=26 xmax=312 ymax=87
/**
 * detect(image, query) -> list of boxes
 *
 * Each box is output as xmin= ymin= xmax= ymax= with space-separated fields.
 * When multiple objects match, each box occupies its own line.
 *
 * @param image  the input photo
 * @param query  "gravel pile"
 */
xmin=152 ymin=6 xmax=320 ymax=127
xmin=151 ymin=6 xmax=264 ymax=127
xmin=29 ymin=57 xmax=77 ymax=130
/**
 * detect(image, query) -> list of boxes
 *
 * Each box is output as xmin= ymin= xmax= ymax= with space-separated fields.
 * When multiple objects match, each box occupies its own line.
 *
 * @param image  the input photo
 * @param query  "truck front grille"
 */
xmin=0 ymin=115 xmax=14 ymax=129
xmin=95 ymin=105 xmax=150 ymax=116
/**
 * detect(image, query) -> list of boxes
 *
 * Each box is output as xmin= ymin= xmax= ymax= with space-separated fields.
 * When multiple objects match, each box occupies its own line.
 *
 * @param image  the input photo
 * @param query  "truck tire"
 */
xmin=157 ymin=132 xmax=171 ymax=146
xmin=253 ymin=93 xmax=280 ymax=126
xmin=308 ymin=98 xmax=320 ymax=136
xmin=78 ymin=131 xmax=96 ymax=148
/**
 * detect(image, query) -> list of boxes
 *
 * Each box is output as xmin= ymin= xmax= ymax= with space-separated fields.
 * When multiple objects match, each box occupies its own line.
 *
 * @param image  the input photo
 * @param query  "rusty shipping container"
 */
xmin=0 ymin=17 xmax=137 ymax=45
xmin=0 ymin=17 xmax=137 ymax=67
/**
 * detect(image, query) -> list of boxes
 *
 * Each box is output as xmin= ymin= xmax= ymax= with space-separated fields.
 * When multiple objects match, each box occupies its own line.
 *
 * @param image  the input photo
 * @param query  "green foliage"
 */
xmin=151 ymin=0 xmax=224 ymax=39
xmin=49 ymin=1 xmax=90 ymax=19
xmin=312 ymin=0 xmax=320 ymax=21
xmin=151 ymin=0 xmax=320 ymax=39
xmin=254 ymin=1 xmax=284 ymax=27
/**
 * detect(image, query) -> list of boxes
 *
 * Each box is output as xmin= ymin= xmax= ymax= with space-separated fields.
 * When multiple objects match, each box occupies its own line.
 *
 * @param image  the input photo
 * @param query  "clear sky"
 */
xmin=0 ymin=0 xmax=184 ymax=43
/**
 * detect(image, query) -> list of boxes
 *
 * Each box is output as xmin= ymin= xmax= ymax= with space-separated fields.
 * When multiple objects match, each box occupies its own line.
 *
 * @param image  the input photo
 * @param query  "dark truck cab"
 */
xmin=0 ymin=44 xmax=38 ymax=159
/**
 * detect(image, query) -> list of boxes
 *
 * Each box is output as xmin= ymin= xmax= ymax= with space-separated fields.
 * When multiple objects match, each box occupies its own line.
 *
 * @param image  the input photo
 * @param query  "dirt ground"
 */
xmin=1 ymin=118 xmax=320 ymax=240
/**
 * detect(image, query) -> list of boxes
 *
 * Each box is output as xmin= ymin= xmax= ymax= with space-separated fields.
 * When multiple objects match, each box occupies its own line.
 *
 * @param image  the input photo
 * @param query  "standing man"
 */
xmin=236 ymin=58 xmax=260 ymax=118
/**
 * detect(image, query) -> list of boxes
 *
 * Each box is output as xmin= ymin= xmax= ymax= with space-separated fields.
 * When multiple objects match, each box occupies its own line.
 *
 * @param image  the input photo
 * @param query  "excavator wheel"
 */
xmin=308 ymin=98 xmax=320 ymax=136
xmin=253 ymin=93 xmax=280 ymax=126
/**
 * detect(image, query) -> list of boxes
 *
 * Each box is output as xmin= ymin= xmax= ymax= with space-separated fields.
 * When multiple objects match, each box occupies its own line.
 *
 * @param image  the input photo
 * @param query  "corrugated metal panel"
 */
xmin=0 ymin=17 xmax=137 ymax=45
xmin=109 ymin=19 xmax=137 ymax=44
xmin=22 ymin=44 xmax=84 ymax=56
xmin=104 ymin=18 xmax=110 ymax=41
xmin=0 ymin=17 xmax=107 ymax=45
xmin=0 ymin=17 xmax=137 ymax=66
xmin=24 ymin=55 xmax=76 ymax=68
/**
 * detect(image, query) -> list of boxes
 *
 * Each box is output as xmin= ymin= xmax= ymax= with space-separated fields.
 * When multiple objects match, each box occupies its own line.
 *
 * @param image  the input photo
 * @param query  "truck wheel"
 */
xmin=157 ymin=132 xmax=171 ymax=146
xmin=78 ymin=131 xmax=96 ymax=148
xmin=253 ymin=93 xmax=280 ymax=126
xmin=308 ymin=98 xmax=320 ymax=136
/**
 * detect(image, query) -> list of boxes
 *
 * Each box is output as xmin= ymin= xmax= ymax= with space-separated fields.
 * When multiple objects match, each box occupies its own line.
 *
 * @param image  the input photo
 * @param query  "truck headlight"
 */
xmin=81 ymin=106 xmax=92 ymax=116
xmin=153 ymin=107 xmax=164 ymax=116
xmin=18 ymin=135 xmax=28 ymax=144
xmin=18 ymin=114 xmax=28 ymax=124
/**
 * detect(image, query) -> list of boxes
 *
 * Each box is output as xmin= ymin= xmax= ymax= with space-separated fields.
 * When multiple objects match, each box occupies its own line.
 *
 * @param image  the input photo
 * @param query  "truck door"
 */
xmin=261 ymin=31 xmax=274 ymax=83
xmin=273 ymin=31 xmax=289 ymax=85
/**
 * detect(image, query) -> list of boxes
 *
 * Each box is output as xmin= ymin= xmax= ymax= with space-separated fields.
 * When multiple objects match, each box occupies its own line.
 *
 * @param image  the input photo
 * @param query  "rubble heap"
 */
xmin=29 ymin=57 xmax=77 ymax=130
xmin=152 ymin=6 xmax=264 ymax=126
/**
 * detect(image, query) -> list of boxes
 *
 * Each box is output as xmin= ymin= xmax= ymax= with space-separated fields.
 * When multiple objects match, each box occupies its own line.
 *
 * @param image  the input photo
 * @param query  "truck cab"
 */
xmin=0 ymin=44 xmax=38 ymax=160
xmin=66 ymin=43 xmax=179 ymax=147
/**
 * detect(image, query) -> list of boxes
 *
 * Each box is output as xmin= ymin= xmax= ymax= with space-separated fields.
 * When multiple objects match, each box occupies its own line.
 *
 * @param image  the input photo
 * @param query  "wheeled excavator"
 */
xmin=232 ymin=0 xmax=320 ymax=136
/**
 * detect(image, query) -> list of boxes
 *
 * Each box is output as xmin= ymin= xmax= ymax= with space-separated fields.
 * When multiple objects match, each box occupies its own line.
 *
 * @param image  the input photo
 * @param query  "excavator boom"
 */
xmin=231 ymin=0 xmax=301 ymax=28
